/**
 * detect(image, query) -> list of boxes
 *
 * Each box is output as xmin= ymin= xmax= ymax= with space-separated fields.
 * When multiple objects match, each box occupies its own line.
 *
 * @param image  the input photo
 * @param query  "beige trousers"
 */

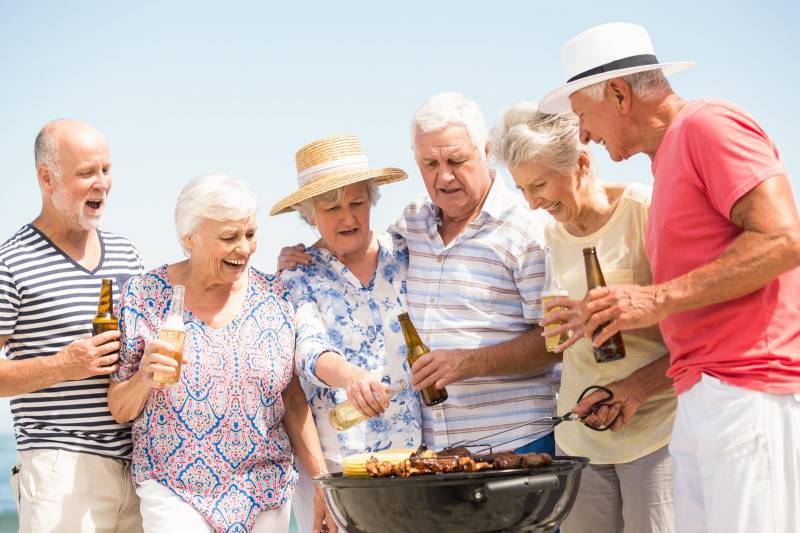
xmin=11 ymin=448 xmax=143 ymax=533
xmin=558 ymin=444 xmax=674 ymax=533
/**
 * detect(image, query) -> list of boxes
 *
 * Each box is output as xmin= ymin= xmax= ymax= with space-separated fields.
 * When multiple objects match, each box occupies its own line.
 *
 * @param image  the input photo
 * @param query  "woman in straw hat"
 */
xmin=270 ymin=135 xmax=422 ymax=532
xmin=491 ymin=105 xmax=676 ymax=533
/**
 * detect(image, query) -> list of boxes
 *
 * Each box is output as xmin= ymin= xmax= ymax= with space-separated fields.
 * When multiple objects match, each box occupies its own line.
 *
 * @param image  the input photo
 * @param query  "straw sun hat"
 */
xmin=269 ymin=134 xmax=407 ymax=216
xmin=538 ymin=22 xmax=694 ymax=114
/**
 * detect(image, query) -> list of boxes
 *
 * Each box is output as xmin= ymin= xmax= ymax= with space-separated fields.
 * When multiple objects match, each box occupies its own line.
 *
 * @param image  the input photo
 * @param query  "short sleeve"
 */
xmin=280 ymin=269 xmax=339 ymax=388
xmin=112 ymin=275 xmax=152 ymax=382
xmin=686 ymin=102 xmax=786 ymax=218
xmin=513 ymin=235 xmax=546 ymax=322
xmin=0 ymin=260 xmax=19 ymax=337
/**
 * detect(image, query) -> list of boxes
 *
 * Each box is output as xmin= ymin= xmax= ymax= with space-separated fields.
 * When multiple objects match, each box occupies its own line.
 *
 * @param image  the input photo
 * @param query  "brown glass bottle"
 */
xmin=582 ymin=247 xmax=626 ymax=363
xmin=398 ymin=313 xmax=448 ymax=406
xmin=92 ymin=279 xmax=118 ymax=336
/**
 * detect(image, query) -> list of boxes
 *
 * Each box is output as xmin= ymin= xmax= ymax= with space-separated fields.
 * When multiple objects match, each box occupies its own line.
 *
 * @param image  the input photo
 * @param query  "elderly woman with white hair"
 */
xmin=107 ymin=174 xmax=334 ymax=533
xmin=491 ymin=105 xmax=677 ymax=533
xmin=271 ymin=135 xmax=423 ymax=533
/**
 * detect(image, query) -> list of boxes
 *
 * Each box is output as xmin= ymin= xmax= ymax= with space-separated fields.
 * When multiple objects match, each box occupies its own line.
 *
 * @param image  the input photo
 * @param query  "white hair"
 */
xmin=490 ymin=102 xmax=593 ymax=176
xmin=294 ymin=179 xmax=380 ymax=226
xmin=34 ymin=124 xmax=61 ymax=179
xmin=411 ymin=92 xmax=488 ymax=157
xmin=174 ymin=173 xmax=258 ymax=254
xmin=579 ymin=69 xmax=673 ymax=102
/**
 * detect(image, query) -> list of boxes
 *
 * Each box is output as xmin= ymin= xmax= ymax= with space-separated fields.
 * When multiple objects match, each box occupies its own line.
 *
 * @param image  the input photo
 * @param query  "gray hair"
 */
xmin=579 ymin=69 xmax=673 ymax=102
xmin=34 ymin=124 xmax=61 ymax=179
xmin=294 ymin=179 xmax=380 ymax=226
xmin=175 ymin=173 xmax=259 ymax=254
xmin=490 ymin=102 xmax=591 ymax=175
xmin=411 ymin=92 xmax=488 ymax=157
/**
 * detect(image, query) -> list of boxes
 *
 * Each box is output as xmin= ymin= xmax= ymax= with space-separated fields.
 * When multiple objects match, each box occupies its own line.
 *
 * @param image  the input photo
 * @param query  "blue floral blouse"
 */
xmin=280 ymin=232 xmax=422 ymax=463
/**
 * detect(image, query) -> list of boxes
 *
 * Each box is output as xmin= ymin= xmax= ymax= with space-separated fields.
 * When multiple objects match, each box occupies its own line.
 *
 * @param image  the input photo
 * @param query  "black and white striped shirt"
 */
xmin=0 ymin=225 xmax=143 ymax=459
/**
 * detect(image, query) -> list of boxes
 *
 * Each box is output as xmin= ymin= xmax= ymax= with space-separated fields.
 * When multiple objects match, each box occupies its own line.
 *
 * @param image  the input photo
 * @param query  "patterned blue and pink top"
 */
xmin=116 ymin=265 xmax=314 ymax=532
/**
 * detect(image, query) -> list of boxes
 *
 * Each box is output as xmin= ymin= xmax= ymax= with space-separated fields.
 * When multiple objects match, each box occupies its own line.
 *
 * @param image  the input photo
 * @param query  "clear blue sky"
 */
xmin=0 ymin=1 xmax=797 ymax=429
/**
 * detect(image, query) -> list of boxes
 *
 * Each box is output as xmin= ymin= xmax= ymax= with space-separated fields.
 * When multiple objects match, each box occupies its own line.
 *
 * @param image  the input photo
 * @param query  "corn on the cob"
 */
xmin=342 ymin=448 xmax=415 ymax=478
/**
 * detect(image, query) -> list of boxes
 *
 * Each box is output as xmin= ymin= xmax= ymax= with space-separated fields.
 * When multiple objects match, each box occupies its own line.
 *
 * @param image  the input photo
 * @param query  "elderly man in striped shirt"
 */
xmin=391 ymin=92 xmax=561 ymax=454
xmin=0 ymin=120 xmax=143 ymax=532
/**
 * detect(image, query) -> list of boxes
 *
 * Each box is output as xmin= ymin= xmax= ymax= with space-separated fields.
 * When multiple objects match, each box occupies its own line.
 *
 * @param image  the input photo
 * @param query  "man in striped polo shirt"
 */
xmin=0 ymin=120 xmax=144 ymax=531
xmin=393 ymin=93 xmax=561 ymax=454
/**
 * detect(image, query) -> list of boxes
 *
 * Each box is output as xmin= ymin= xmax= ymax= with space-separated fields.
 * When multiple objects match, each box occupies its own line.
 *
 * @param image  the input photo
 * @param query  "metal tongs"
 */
xmin=445 ymin=385 xmax=618 ymax=454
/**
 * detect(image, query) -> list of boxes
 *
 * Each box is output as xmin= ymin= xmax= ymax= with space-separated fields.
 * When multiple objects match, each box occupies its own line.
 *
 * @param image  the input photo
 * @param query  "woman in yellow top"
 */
xmin=491 ymin=103 xmax=676 ymax=533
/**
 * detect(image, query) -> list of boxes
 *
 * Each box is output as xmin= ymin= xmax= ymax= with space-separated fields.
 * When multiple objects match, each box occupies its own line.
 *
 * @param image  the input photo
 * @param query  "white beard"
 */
xmin=51 ymin=183 xmax=102 ymax=231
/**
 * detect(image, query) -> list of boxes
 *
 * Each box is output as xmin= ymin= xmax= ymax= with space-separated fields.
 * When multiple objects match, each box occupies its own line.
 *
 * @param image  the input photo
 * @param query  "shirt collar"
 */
xmin=480 ymin=171 xmax=510 ymax=221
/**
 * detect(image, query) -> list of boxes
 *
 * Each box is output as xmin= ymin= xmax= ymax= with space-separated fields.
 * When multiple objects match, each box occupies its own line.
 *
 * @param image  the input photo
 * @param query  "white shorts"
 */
xmin=669 ymin=373 xmax=800 ymax=532
xmin=136 ymin=479 xmax=291 ymax=533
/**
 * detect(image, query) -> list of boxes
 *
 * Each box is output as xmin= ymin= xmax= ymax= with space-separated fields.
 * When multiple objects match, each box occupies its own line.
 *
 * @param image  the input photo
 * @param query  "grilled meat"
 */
xmin=365 ymin=446 xmax=549 ymax=477
xmin=520 ymin=452 xmax=553 ymax=468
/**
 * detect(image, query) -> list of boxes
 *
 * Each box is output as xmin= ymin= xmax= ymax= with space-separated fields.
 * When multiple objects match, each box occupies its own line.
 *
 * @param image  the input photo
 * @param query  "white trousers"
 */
xmin=670 ymin=373 xmax=800 ymax=533
xmin=136 ymin=479 xmax=291 ymax=533
xmin=12 ymin=449 xmax=142 ymax=533
xmin=292 ymin=458 xmax=340 ymax=533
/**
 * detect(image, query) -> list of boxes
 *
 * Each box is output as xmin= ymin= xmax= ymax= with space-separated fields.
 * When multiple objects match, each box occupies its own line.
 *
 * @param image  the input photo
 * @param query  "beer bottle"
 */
xmin=582 ymin=247 xmax=625 ymax=363
xmin=398 ymin=313 xmax=448 ymax=406
xmin=92 ymin=278 xmax=118 ymax=336
xmin=329 ymin=380 xmax=408 ymax=431
xmin=541 ymin=247 xmax=570 ymax=352
xmin=153 ymin=285 xmax=187 ymax=386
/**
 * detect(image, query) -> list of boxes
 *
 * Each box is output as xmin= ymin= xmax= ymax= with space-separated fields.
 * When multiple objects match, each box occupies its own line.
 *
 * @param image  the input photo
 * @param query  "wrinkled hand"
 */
xmin=137 ymin=339 xmax=182 ymax=389
xmin=277 ymin=243 xmax=311 ymax=273
xmin=345 ymin=368 xmax=389 ymax=417
xmin=540 ymin=296 xmax=583 ymax=353
xmin=580 ymin=284 xmax=668 ymax=347
xmin=571 ymin=378 xmax=647 ymax=432
xmin=411 ymin=348 xmax=471 ymax=391
xmin=56 ymin=330 xmax=121 ymax=381
xmin=313 ymin=485 xmax=337 ymax=533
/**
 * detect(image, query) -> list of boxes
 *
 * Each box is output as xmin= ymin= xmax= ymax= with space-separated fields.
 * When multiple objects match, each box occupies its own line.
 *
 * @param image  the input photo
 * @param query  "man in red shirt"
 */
xmin=539 ymin=22 xmax=800 ymax=533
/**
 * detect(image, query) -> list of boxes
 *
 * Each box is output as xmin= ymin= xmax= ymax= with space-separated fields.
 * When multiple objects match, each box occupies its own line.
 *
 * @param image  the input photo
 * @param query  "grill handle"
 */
xmin=472 ymin=474 xmax=560 ymax=503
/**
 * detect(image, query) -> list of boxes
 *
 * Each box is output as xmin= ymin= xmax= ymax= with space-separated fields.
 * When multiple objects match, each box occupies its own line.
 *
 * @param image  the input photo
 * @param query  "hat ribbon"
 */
xmin=297 ymin=155 xmax=370 ymax=187
xmin=567 ymin=53 xmax=659 ymax=83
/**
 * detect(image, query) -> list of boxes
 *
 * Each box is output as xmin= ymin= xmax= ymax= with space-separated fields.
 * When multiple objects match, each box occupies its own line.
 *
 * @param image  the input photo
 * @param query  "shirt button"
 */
xmin=428 ymin=296 xmax=435 ymax=304
xmin=435 ymin=412 xmax=444 ymax=420
xmin=436 ymin=256 xmax=444 ymax=263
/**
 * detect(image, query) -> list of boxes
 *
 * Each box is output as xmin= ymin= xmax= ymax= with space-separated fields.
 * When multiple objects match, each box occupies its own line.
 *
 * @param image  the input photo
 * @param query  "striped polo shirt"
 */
xmin=390 ymin=176 xmax=556 ymax=452
xmin=0 ymin=225 xmax=143 ymax=458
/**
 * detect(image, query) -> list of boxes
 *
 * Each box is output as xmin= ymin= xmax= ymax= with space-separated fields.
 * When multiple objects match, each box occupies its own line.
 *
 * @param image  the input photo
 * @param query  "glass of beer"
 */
xmin=541 ymin=288 xmax=570 ymax=352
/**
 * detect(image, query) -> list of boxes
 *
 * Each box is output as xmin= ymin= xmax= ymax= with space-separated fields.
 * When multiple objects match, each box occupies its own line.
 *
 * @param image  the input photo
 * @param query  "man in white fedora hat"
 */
xmin=541 ymin=22 xmax=800 ymax=532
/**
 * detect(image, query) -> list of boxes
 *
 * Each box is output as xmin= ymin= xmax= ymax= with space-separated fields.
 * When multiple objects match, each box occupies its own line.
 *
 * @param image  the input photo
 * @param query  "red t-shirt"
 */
xmin=648 ymin=98 xmax=800 ymax=395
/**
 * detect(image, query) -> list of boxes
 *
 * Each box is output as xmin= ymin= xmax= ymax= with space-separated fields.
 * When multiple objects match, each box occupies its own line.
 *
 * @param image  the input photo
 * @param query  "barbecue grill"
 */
xmin=316 ymin=455 xmax=588 ymax=532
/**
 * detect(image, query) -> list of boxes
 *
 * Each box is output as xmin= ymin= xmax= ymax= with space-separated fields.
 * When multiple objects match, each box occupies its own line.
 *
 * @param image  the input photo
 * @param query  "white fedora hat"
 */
xmin=538 ymin=22 xmax=694 ymax=114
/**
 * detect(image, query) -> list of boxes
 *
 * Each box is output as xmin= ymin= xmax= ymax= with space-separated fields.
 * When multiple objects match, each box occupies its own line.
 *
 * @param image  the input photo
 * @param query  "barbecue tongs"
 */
xmin=446 ymin=385 xmax=619 ymax=454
